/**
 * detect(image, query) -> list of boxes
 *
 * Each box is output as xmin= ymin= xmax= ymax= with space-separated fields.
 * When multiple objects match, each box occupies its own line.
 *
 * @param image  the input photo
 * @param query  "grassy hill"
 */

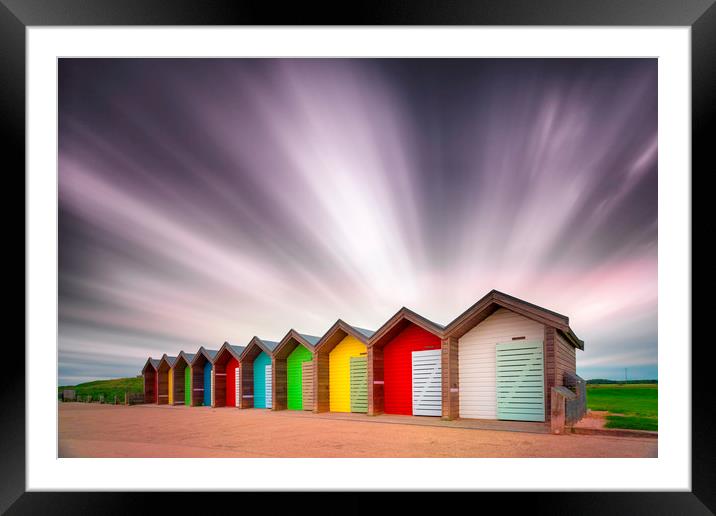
xmin=59 ymin=377 xmax=143 ymax=401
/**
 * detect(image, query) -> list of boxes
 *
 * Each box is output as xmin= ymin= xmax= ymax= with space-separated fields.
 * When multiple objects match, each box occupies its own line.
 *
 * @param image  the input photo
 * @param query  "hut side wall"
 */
xmin=172 ymin=362 xmax=187 ymax=405
xmin=143 ymin=370 xmax=157 ymax=403
xmin=315 ymin=352 xmax=330 ymax=413
xmin=213 ymin=360 xmax=226 ymax=408
xmin=157 ymin=368 xmax=169 ymax=405
xmin=191 ymin=360 xmax=206 ymax=406
xmin=441 ymin=336 xmax=459 ymax=420
xmin=240 ymin=359 xmax=254 ymax=408
xmin=272 ymin=356 xmax=288 ymax=411
xmin=367 ymin=345 xmax=384 ymax=415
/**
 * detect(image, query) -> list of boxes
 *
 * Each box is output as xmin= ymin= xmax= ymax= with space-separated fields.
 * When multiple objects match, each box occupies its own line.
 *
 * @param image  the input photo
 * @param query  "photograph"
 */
xmin=57 ymin=57 xmax=659 ymax=459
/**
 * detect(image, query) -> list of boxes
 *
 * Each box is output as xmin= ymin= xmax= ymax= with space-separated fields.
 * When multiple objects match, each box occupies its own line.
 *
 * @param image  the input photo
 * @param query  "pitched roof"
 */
xmin=191 ymin=347 xmax=219 ymax=365
xmin=274 ymin=329 xmax=320 ymax=359
xmin=216 ymin=341 xmax=247 ymax=361
xmin=260 ymin=339 xmax=279 ymax=351
xmin=298 ymin=333 xmax=321 ymax=346
xmin=239 ymin=336 xmax=279 ymax=361
xmin=314 ymin=319 xmax=375 ymax=352
xmin=142 ymin=357 xmax=160 ymax=373
xmin=174 ymin=350 xmax=196 ymax=366
xmin=229 ymin=344 xmax=245 ymax=356
xmin=353 ymin=326 xmax=375 ymax=338
xmin=444 ymin=289 xmax=583 ymax=350
xmin=368 ymin=307 xmax=445 ymax=348
xmin=160 ymin=354 xmax=177 ymax=368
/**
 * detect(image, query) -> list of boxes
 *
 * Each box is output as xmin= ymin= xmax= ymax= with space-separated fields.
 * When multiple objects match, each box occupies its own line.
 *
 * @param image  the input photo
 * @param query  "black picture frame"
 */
xmin=3 ymin=0 xmax=711 ymax=513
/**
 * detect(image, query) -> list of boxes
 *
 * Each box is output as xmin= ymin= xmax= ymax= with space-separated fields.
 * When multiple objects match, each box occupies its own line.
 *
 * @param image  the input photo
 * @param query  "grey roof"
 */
xmin=162 ymin=356 xmax=177 ymax=367
xmin=352 ymin=326 xmax=375 ymax=338
xmin=205 ymin=349 xmax=218 ymax=359
xmin=299 ymin=333 xmax=321 ymax=346
xmin=150 ymin=358 xmax=160 ymax=368
xmin=181 ymin=352 xmax=196 ymax=363
xmin=404 ymin=307 xmax=445 ymax=330
xmin=229 ymin=344 xmax=245 ymax=356
xmin=258 ymin=338 xmax=279 ymax=351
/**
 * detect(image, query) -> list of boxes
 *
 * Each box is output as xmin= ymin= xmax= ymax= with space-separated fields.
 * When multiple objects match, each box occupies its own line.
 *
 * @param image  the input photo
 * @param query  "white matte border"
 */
xmin=27 ymin=27 xmax=690 ymax=491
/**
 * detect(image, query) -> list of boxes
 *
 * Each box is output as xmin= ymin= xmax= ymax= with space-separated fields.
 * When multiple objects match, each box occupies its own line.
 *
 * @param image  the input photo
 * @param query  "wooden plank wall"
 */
xmin=367 ymin=345 xmax=384 ymax=415
xmin=441 ymin=336 xmax=459 ymax=420
xmin=144 ymin=370 xmax=156 ymax=403
xmin=239 ymin=360 xmax=254 ymax=408
xmin=214 ymin=361 xmax=226 ymax=408
xmin=157 ymin=369 xmax=169 ymax=405
xmin=543 ymin=326 xmax=556 ymax=423
xmin=555 ymin=332 xmax=577 ymax=386
xmin=173 ymin=364 xmax=186 ymax=405
xmin=315 ymin=352 xmax=330 ymax=413
xmin=191 ymin=363 xmax=205 ymax=407
xmin=272 ymin=357 xmax=288 ymax=410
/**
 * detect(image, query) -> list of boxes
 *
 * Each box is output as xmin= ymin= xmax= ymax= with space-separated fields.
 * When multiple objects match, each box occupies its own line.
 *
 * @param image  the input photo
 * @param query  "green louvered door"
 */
xmin=496 ymin=341 xmax=545 ymax=422
xmin=349 ymin=356 xmax=368 ymax=413
xmin=302 ymin=361 xmax=314 ymax=411
xmin=184 ymin=367 xmax=191 ymax=406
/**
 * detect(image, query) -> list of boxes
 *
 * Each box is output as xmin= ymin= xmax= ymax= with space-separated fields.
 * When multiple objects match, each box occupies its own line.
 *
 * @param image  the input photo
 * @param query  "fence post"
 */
xmin=551 ymin=386 xmax=577 ymax=434
xmin=551 ymin=388 xmax=566 ymax=434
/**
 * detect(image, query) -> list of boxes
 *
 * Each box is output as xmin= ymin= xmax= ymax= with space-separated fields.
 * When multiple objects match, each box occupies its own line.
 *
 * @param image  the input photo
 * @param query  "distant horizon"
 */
xmin=59 ymin=372 xmax=659 ymax=387
xmin=59 ymin=58 xmax=657 ymax=386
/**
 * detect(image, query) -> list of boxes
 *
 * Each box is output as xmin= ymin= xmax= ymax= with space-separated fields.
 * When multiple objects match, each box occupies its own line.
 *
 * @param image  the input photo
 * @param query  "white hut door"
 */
xmin=411 ymin=349 xmax=442 ymax=416
xmin=235 ymin=368 xmax=241 ymax=407
xmin=265 ymin=364 xmax=273 ymax=408
xmin=496 ymin=341 xmax=544 ymax=422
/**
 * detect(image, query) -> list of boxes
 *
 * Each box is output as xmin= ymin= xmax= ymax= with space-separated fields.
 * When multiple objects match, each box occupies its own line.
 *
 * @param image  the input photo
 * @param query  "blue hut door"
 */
xmin=204 ymin=363 xmax=213 ymax=406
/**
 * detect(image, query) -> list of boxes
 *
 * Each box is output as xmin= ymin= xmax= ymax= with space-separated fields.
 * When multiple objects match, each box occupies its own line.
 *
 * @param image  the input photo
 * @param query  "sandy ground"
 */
xmin=58 ymin=403 xmax=657 ymax=458
xmin=574 ymin=410 xmax=610 ymax=429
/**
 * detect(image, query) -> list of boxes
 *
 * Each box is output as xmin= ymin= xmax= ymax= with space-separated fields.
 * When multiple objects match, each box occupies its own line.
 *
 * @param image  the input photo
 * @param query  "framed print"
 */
xmin=5 ymin=0 xmax=711 ymax=513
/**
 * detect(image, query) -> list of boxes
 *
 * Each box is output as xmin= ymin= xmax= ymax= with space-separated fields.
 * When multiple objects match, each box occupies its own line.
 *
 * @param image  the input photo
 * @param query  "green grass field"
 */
xmin=586 ymin=383 xmax=658 ymax=431
xmin=59 ymin=377 xmax=143 ymax=402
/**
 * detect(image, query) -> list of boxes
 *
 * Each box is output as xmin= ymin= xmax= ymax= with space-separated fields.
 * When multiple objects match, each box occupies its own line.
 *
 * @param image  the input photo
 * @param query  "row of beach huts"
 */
xmin=141 ymin=290 xmax=585 ymax=425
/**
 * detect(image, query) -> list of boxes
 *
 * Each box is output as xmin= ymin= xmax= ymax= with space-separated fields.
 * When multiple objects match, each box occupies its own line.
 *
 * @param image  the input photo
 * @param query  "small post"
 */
xmin=551 ymin=386 xmax=577 ymax=434
xmin=125 ymin=392 xmax=129 ymax=405
xmin=551 ymin=388 xmax=566 ymax=434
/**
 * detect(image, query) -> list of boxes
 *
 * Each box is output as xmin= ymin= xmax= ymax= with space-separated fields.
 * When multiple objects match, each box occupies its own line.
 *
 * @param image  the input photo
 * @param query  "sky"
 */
xmin=58 ymin=58 xmax=657 ymax=385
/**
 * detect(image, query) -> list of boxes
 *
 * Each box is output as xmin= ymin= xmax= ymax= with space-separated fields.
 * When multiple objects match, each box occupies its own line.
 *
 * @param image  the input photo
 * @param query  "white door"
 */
xmin=235 ymin=368 xmax=241 ymax=407
xmin=412 ymin=349 xmax=442 ymax=416
xmin=265 ymin=364 xmax=273 ymax=408
xmin=496 ymin=341 xmax=544 ymax=422
xmin=210 ymin=370 xmax=214 ymax=407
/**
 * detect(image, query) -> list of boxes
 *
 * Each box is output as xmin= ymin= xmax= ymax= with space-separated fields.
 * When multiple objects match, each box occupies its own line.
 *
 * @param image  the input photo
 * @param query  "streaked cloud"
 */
xmin=59 ymin=58 xmax=657 ymax=384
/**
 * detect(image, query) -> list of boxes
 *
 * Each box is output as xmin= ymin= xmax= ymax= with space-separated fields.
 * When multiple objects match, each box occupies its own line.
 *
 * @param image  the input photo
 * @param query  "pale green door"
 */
xmin=349 ymin=356 xmax=368 ymax=413
xmin=496 ymin=341 xmax=544 ymax=422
